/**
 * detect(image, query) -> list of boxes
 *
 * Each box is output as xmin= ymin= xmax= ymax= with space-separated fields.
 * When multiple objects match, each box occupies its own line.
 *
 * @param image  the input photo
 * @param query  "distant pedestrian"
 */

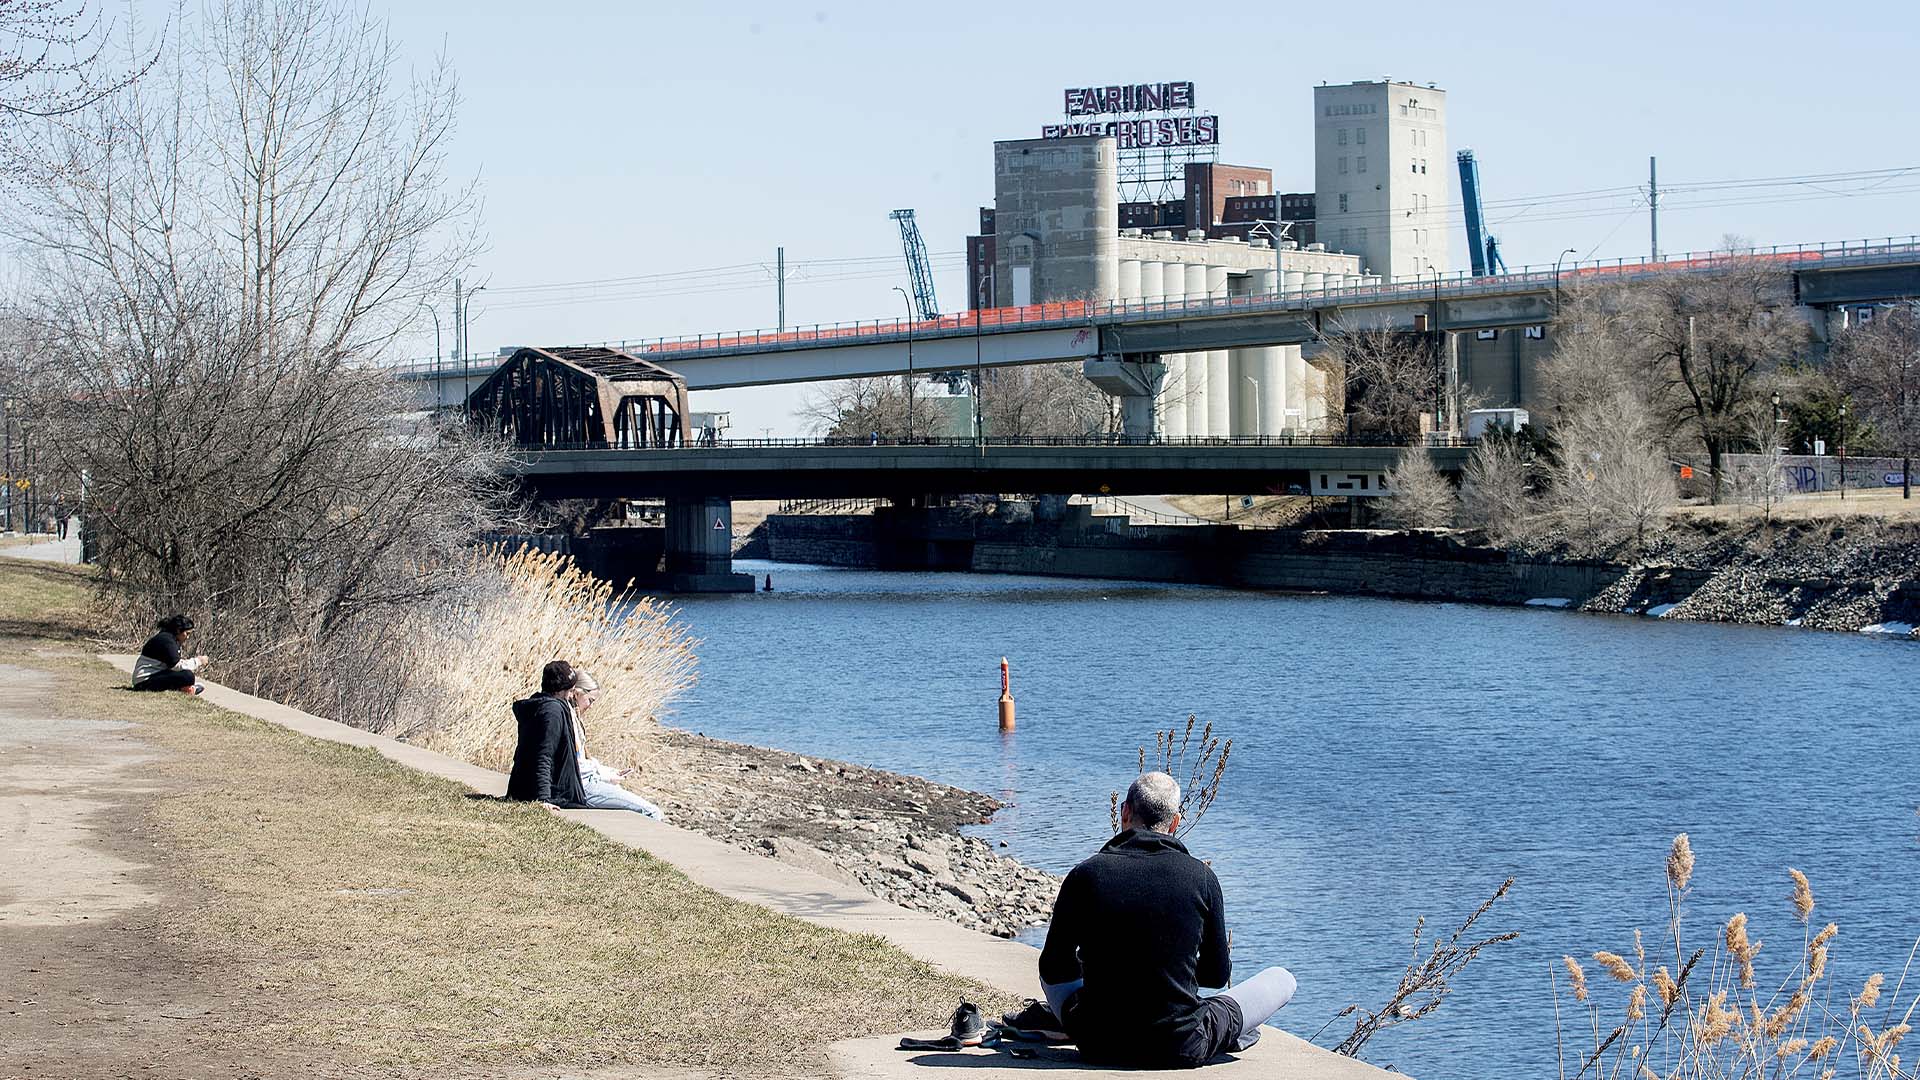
xmin=53 ymin=495 xmax=68 ymax=540
xmin=131 ymin=614 xmax=208 ymax=695
xmin=870 ymin=430 xmax=880 ymax=446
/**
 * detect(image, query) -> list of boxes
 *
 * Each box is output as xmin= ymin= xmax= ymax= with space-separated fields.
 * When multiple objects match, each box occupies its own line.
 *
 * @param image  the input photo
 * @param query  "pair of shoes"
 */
xmin=896 ymin=1002 xmax=988 ymax=1052
xmin=999 ymin=999 xmax=1069 ymax=1043
xmin=179 ymin=685 xmax=204 ymax=696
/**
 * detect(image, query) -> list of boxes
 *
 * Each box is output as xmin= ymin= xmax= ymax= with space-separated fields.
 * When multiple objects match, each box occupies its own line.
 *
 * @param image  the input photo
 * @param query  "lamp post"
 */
xmin=1243 ymin=374 xmax=1262 ymax=438
xmin=1552 ymin=248 xmax=1579 ymax=311
xmin=419 ymin=301 xmax=443 ymax=408
xmin=1771 ymin=391 xmax=1784 ymax=449
xmin=893 ymin=286 xmax=915 ymax=441
xmin=973 ymin=305 xmax=984 ymax=445
xmin=1422 ymin=260 xmax=1445 ymax=435
xmin=1838 ymin=400 xmax=1849 ymax=500
xmin=460 ymin=283 xmax=486 ymax=418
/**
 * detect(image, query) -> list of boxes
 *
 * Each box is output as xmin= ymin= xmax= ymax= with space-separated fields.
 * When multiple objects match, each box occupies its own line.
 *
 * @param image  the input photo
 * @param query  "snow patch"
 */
xmin=1645 ymin=604 xmax=1679 ymax=618
xmin=1783 ymin=617 xmax=1804 ymax=627
xmin=1524 ymin=598 xmax=1573 ymax=608
xmin=1860 ymin=622 xmax=1916 ymax=637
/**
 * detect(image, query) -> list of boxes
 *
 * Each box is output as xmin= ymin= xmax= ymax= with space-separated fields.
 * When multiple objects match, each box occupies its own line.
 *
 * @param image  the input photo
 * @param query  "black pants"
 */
xmin=133 ymin=669 xmax=195 ymax=691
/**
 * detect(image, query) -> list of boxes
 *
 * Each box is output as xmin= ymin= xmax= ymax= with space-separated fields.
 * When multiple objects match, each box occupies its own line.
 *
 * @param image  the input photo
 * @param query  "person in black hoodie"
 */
xmin=131 ymin=614 xmax=208 ymax=694
xmin=505 ymin=660 xmax=591 ymax=809
xmin=1036 ymin=771 xmax=1297 ymax=1068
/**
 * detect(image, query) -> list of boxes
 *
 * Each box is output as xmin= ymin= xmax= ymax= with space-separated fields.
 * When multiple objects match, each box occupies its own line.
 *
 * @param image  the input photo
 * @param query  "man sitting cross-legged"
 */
xmin=1033 ymin=771 xmax=1297 ymax=1068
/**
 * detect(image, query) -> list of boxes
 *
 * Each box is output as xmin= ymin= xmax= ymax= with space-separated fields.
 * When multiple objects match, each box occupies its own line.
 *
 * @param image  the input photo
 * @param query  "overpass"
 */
xmin=398 ymin=235 xmax=1920 ymax=414
xmin=508 ymin=436 xmax=1466 ymax=592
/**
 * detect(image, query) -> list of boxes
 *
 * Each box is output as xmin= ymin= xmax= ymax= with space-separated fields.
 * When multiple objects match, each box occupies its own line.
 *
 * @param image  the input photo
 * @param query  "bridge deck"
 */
xmin=512 ymin=440 xmax=1472 ymax=500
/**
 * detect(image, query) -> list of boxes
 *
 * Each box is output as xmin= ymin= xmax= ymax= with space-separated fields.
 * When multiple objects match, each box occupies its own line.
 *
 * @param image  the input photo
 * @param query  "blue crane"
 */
xmin=1456 ymin=150 xmax=1507 ymax=278
xmin=889 ymin=209 xmax=940 ymax=320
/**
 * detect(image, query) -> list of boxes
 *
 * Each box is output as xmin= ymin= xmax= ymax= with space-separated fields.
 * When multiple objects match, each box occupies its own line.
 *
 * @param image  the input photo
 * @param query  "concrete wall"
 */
xmin=761 ymin=515 xmax=877 ymax=568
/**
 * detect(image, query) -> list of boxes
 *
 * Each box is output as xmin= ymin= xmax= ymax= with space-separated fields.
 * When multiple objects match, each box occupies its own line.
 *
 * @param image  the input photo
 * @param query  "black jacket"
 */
xmin=1039 ymin=828 xmax=1238 ymax=1067
xmin=505 ymin=693 xmax=590 ymax=809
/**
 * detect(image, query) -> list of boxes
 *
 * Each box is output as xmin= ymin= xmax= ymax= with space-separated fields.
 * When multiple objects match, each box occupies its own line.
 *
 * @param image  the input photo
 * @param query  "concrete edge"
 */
xmin=98 ymin=653 xmax=1040 ymax=996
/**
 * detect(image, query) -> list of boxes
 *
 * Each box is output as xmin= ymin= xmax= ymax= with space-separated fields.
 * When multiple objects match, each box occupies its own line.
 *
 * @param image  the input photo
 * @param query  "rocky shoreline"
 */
xmin=634 ymin=730 xmax=1061 ymax=939
xmin=1571 ymin=518 xmax=1920 ymax=637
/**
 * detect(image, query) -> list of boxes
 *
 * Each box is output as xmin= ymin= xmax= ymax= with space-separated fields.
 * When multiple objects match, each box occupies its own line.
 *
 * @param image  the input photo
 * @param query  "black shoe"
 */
xmin=949 ymin=1001 xmax=987 ymax=1047
xmin=999 ymin=999 xmax=1069 ymax=1043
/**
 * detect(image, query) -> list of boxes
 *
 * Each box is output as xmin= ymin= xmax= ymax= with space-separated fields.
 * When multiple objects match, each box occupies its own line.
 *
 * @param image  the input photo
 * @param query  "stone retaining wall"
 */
xmin=760 ymin=514 xmax=877 ymax=568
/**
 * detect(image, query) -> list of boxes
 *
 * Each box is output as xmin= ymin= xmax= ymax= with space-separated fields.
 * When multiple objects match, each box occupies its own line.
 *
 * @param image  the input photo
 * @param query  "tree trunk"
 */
xmin=1706 ymin=439 xmax=1725 ymax=504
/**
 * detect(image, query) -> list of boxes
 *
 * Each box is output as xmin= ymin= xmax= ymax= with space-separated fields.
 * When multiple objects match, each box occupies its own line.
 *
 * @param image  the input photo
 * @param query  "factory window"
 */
xmin=1356 ymin=128 xmax=1366 ymax=145
xmin=1338 ymin=193 xmax=1349 ymax=213
xmin=1337 ymin=129 xmax=1348 ymax=146
xmin=1338 ymin=157 xmax=1348 ymax=174
xmin=1339 ymin=228 xmax=1351 ymax=248
xmin=1358 ymin=227 xmax=1368 ymax=244
xmin=1411 ymin=160 xmax=1418 ymax=173
xmin=1357 ymin=156 xmax=1367 ymax=173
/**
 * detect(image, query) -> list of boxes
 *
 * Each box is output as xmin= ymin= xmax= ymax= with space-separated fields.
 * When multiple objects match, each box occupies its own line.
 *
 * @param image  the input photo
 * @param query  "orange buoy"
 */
xmin=998 ymin=656 xmax=1016 ymax=732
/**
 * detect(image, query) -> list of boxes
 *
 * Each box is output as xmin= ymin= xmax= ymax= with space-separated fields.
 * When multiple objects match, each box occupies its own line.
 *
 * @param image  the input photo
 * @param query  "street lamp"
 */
xmin=1243 ymin=374 xmax=1262 ymax=439
xmin=893 ymin=285 xmax=915 ymax=441
xmin=418 ymin=301 xmax=443 ymax=408
xmin=1838 ymin=400 xmax=1849 ymax=500
xmin=1771 ymin=391 xmax=1784 ymax=450
xmin=1552 ymin=248 xmax=1579 ymax=311
xmin=460 ymin=283 xmax=487 ymax=418
xmin=1422 ymin=260 xmax=1445 ymax=436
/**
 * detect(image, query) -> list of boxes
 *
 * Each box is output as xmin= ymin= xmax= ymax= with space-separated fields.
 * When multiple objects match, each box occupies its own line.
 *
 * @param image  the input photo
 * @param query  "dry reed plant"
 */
xmin=1317 ymin=877 xmax=1520 ymax=1059
xmin=1555 ymin=834 xmax=1919 ymax=1080
xmin=395 ymin=548 xmax=698 ymax=773
xmin=1107 ymin=715 xmax=1232 ymax=837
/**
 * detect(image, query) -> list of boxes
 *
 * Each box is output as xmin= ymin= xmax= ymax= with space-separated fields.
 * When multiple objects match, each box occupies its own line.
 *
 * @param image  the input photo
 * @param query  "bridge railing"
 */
xmin=511 ymin=433 xmax=1476 ymax=452
xmin=378 ymin=234 xmax=1920 ymax=377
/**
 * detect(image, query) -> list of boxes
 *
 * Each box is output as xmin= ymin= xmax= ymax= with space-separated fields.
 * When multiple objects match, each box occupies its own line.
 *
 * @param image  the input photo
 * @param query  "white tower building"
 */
xmin=1313 ymin=80 xmax=1449 ymax=283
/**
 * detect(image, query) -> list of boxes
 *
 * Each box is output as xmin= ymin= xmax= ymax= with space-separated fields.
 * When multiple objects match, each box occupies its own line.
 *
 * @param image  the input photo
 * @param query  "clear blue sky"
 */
xmin=181 ymin=2 xmax=1920 ymax=432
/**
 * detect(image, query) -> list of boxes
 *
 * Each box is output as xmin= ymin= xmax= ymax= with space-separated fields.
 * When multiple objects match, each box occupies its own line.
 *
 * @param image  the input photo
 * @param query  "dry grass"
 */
xmin=1 ymin=558 xmax=1001 ymax=1074
xmin=398 ymin=548 xmax=699 ymax=773
xmin=1674 ymin=487 xmax=1920 ymax=524
xmin=0 ymin=557 xmax=99 ymax=639
xmin=1556 ymin=833 xmax=1919 ymax=1080
xmin=1166 ymin=493 xmax=1324 ymax=528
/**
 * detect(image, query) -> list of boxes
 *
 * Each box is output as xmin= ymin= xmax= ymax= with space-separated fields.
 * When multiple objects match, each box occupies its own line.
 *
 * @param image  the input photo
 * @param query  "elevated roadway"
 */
xmin=396 ymin=236 xmax=1920 ymax=401
xmin=510 ymin=438 xmax=1469 ymax=501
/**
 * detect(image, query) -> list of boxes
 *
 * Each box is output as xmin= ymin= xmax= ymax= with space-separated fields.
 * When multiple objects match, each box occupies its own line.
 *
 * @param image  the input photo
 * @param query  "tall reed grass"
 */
xmin=395 ymin=548 xmax=698 ymax=772
xmin=1556 ymin=834 xmax=1916 ymax=1080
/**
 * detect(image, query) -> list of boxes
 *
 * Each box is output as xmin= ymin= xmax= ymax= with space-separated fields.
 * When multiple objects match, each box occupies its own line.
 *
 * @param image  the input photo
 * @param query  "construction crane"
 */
xmin=1456 ymin=150 xmax=1508 ymax=277
xmin=889 ymin=209 xmax=940 ymax=320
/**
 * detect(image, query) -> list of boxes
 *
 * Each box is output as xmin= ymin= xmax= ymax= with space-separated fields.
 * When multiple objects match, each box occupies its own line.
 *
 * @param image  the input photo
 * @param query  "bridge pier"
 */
xmin=1081 ymin=355 xmax=1166 ymax=438
xmin=661 ymin=496 xmax=754 ymax=593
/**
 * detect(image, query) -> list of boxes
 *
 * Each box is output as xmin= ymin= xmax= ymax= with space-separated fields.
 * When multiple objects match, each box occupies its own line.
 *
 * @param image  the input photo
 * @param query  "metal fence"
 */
xmin=510 ymin=433 xmax=1474 ymax=454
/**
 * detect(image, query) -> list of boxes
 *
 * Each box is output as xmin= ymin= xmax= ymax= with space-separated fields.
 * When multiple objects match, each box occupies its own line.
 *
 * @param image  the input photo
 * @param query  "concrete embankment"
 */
xmin=746 ymin=509 xmax=1920 ymax=638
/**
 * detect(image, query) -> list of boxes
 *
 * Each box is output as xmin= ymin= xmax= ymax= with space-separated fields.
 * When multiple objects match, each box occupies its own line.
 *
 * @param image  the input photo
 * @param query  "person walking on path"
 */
xmin=564 ymin=669 xmax=668 ymax=821
xmin=131 ymin=615 xmax=208 ymax=695
xmin=506 ymin=660 xmax=592 ymax=809
xmin=1033 ymin=771 xmax=1298 ymax=1068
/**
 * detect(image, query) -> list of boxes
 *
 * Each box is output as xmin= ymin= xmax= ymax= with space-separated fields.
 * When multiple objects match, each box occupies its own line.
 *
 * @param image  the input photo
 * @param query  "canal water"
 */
xmin=667 ymin=560 xmax=1918 ymax=1080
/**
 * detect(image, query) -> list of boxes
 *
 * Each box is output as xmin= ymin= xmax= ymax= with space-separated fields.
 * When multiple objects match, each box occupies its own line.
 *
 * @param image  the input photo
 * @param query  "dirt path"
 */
xmin=0 ymin=659 xmax=298 ymax=1079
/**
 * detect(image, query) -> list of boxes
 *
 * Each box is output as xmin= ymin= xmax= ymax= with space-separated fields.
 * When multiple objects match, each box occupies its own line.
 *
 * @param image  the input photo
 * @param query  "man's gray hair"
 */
xmin=1125 ymin=771 xmax=1182 ymax=831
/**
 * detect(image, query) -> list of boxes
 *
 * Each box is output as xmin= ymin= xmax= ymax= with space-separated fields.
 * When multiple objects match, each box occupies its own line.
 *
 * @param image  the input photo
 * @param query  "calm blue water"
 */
xmin=667 ymin=561 xmax=1919 ymax=1080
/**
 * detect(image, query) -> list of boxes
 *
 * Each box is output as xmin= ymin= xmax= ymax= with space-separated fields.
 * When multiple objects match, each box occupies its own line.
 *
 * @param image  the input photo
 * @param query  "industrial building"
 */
xmin=960 ymin=78 xmax=1493 ymax=438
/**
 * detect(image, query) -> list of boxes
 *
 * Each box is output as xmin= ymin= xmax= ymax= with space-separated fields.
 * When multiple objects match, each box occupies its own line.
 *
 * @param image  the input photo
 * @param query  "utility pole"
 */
xmin=776 ymin=246 xmax=786 ymax=332
xmin=1649 ymin=156 xmax=1660 ymax=262
xmin=453 ymin=276 xmax=464 ymax=368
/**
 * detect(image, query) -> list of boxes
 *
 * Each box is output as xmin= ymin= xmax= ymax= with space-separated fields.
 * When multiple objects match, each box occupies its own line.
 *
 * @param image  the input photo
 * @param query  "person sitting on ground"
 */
xmin=564 ymin=669 xmax=668 ymax=821
xmin=131 ymin=614 xmax=209 ymax=695
xmin=1032 ymin=771 xmax=1297 ymax=1068
xmin=505 ymin=660 xmax=591 ymax=809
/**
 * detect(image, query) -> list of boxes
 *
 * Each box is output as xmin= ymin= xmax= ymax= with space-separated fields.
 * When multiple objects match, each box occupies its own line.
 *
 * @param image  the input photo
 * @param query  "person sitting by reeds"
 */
xmin=131 ymin=614 xmax=209 ymax=696
xmin=564 ymin=669 xmax=668 ymax=821
xmin=1033 ymin=771 xmax=1296 ymax=1068
xmin=505 ymin=660 xmax=592 ymax=809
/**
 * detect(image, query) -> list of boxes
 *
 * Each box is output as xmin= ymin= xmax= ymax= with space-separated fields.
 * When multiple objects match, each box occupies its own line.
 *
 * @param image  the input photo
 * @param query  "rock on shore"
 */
xmin=635 ymin=731 xmax=1060 ymax=938
xmin=1577 ymin=518 xmax=1920 ymax=636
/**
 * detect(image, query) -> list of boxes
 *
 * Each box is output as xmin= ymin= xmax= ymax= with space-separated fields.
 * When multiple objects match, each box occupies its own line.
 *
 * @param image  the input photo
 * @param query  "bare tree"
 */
xmin=1315 ymin=321 xmax=1438 ymax=440
xmin=5 ymin=0 xmax=499 ymax=729
xmin=1458 ymin=433 xmax=1536 ymax=545
xmin=982 ymin=362 xmax=1113 ymax=438
xmin=1 ymin=0 xmax=156 ymax=179
xmin=1381 ymin=445 xmax=1457 ymax=528
xmin=1828 ymin=302 xmax=1919 ymax=499
xmin=1727 ymin=410 xmax=1791 ymax=522
xmin=1548 ymin=390 xmax=1675 ymax=556
xmin=800 ymin=376 xmax=912 ymax=439
xmin=1554 ymin=261 xmax=1806 ymax=501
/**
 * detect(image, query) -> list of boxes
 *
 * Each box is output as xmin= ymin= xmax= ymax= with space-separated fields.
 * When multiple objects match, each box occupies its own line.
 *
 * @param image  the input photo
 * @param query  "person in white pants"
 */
xmin=564 ymin=670 xmax=668 ymax=821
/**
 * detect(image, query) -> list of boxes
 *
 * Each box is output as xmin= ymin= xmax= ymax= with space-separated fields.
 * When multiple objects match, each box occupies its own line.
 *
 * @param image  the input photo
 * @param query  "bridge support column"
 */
xmin=1083 ymin=355 xmax=1166 ymax=439
xmin=662 ymin=497 xmax=754 ymax=593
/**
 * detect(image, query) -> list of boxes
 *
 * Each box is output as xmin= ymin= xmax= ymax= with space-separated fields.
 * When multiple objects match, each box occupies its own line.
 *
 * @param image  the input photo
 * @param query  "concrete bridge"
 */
xmin=510 ymin=437 xmax=1465 ymax=592
xmin=401 ymin=235 xmax=1920 ymax=422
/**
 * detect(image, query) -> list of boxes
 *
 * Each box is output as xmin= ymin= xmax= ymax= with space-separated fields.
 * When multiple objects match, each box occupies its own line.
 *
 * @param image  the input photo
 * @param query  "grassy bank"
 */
xmin=0 ymin=557 xmax=1001 ymax=1076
